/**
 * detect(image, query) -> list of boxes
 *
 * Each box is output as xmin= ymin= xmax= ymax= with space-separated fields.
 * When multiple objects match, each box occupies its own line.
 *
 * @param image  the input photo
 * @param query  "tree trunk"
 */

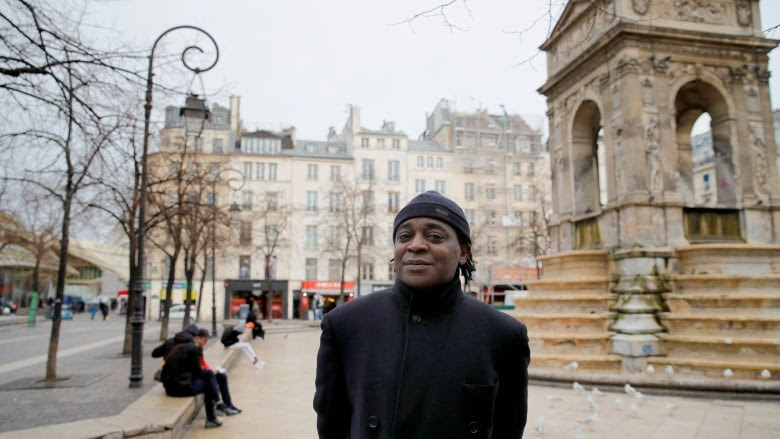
xmin=45 ymin=192 xmax=72 ymax=381
xmin=122 ymin=249 xmax=137 ymax=355
xmin=160 ymin=249 xmax=179 ymax=341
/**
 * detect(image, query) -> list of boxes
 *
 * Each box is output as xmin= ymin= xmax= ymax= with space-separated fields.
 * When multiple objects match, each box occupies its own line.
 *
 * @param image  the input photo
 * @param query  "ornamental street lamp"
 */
xmin=130 ymin=25 xmax=218 ymax=388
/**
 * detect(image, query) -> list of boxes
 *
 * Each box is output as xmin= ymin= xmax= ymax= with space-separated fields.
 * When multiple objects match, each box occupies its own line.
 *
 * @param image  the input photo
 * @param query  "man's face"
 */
xmin=394 ymin=217 xmax=469 ymax=289
xmin=193 ymin=336 xmax=206 ymax=347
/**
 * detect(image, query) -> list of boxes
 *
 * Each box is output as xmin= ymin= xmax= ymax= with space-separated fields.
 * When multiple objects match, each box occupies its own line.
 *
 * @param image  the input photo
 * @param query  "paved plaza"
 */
xmin=186 ymin=327 xmax=780 ymax=439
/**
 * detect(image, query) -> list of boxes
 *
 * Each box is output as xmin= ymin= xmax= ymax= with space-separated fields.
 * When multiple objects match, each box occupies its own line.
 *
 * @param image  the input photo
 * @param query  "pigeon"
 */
xmin=723 ymin=337 xmax=733 ymax=344
xmin=760 ymin=369 xmax=771 ymax=379
xmin=665 ymin=365 xmax=675 ymax=376
xmin=578 ymin=413 xmax=598 ymax=426
xmin=646 ymin=364 xmax=655 ymax=374
xmin=591 ymin=387 xmax=604 ymax=398
xmin=545 ymin=394 xmax=562 ymax=406
xmin=586 ymin=394 xmax=596 ymax=410
xmin=664 ymin=401 xmax=679 ymax=416
xmin=624 ymin=383 xmax=637 ymax=395
xmin=723 ymin=368 xmax=734 ymax=378
xmin=573 ymin=381 xmax=586 ymax=392
xmin=634 ymin=391 xmax=647 ymax=402
xmin=574 ymin=428 xmax=587 ymax=439
xmin=535 ymin=416 xmax=544 ymax=435
xmin=564 ymin=361 xmax=579 ymax=370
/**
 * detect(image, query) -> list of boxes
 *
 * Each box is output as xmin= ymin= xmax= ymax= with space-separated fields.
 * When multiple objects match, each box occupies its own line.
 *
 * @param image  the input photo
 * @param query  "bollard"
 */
xmin=27 ymin=292 xmax=38 ymax=327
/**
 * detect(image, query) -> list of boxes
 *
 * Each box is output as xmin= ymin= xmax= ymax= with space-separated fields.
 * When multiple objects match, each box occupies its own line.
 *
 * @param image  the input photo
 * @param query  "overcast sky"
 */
xmin=89 ymin=0 xmax=780 ymax=141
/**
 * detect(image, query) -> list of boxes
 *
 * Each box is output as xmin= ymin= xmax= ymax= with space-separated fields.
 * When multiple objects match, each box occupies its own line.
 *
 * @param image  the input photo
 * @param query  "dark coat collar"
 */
xmin=394 ymin=275 xmax=462 ymax=317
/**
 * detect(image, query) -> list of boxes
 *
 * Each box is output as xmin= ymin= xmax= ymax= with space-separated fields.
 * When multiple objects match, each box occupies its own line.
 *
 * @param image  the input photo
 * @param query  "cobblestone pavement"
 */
xmin=186 ymin=328 xmax=780 ymax=439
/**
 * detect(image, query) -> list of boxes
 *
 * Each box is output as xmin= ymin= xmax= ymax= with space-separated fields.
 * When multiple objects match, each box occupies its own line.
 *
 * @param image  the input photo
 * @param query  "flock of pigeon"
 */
xmin=531 ymin=360 xmax=772 ymax=438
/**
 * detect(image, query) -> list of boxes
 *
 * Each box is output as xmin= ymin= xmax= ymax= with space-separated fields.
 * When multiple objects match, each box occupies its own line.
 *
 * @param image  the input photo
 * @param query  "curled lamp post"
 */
xmin=130 ymin=25 xmax=218 ymax=388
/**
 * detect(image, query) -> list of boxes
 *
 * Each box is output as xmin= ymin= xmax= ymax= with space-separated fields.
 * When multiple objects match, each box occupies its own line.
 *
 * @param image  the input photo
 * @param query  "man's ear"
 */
xmin=459 ymin=244 xmax=471 ymax=264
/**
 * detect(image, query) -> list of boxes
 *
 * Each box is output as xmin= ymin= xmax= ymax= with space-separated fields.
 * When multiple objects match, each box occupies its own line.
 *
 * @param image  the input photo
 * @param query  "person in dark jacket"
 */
xmin=314 ymin=190 xmax=531 ymax=439
xmin=155 ymin=324 xmax=223 ymax=428
xmin=245 ymin=307 xmax=265 ymax=339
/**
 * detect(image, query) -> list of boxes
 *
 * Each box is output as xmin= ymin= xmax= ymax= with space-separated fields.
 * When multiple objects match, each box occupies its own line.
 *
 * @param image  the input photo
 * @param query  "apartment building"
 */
xmin=147 ymin=96 xmax=546 ymax=323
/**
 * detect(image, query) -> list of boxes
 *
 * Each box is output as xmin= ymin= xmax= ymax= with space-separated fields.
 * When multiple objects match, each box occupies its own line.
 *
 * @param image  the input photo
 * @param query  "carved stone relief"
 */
xmin=644 ymin=114 xmax=663 ymax=195
xmin=747 ymin=122 xmax=770 ymax=203
xmin=632 ymin=0 xmax=650 ymax=15
xmin=613 ymin=123 xmax=626 ymax=197
xmin=672 ymin=0 xmax=727 ymax=24
xmin=745 ymin=87 xmax=759 ymax=114
xmin=612 ymin=84 xmax=621 ymax=111
xmin=641 ymin=78 xmax=655 ymax=106
xmin=736 ymin=0 xmax=752 ymax=27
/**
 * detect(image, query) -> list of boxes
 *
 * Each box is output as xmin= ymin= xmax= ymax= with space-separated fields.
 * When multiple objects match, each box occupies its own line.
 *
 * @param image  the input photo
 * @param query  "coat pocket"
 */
xmin=462 ymin=382 xmax=497 ymax=438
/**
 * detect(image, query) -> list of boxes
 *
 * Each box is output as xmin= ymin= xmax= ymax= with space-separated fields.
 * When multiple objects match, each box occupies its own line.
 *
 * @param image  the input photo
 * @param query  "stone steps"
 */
xmin=514 ymin=293 xmax=615 ymax=313
xmin=665 ymin=292 xmax=780 ymax=312
xmin=530 ymin=332 xmax=612 ymax=355
xmin=660 ymin=333 xmax=780 ymax=358
xmin=529 ymin=352 xmax=623 ymax=372
xmin=513 ymin=312 xmax=614 ymax=332
xmin=646 ymin=356 xmax=780 ymax=381
xmin=663 ymin=312 xmax=780 ymax=336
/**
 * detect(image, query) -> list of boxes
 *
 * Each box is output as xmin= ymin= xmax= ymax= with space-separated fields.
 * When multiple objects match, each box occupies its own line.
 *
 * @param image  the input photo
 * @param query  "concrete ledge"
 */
xmin=0 ymin=330 xmax=249 ymax=439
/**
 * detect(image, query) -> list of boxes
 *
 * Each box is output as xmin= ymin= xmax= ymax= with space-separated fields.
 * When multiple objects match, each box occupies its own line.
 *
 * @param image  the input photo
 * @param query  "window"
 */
xmin=465 ymin=209 xmax=476 ymax=224
xmin=212 ymin=138 xmax=223 ymax=154
xmin=256 ymin=163 xmax=265 ymax=180
xmin=464 ymin=159 xmax=473 ymax=174
xmin=241 ymin=190 xmax=253 ymax=209
xmin=703 ymin=173 xmax=711 ymax=191
xmin=388 ymin=191 xmax=400 ymax=213
xmin=528 ymin=186 xmax=536 ymax=202
xmin=487 ymin=235 xmax=498 ymax=256
xmin=514 ymin=211 xmax=524 ymax=227
xmin=329 ymin=192 xmax=341 ymax=213
xmin=388 ymin=160 xmax=400 ymax=182
xmin=415 ymin=179 xmax=425 ymax=193
xmin=436 ymin=157 xmax=443 ymax=169
xmin=239 ymin=255 xmax=251 ymax=279
xmin=362 ymin=159 xmax=375 ymax=181
xmin=426 ymin=156 xmax=434 ymax=168
xmin=265 ymin=223 xmax=279 ymax=245
xmin=207 ymin=191 xmax=217 ymax=206
xmin=305 ymin=225 xmax=318 ymax=250
xmin=377 ymin=138 xmax=385 ymax=148
xmin=306 ymin=191 xmax=318 ymax=212
xmin=328 ymin=259 xmax=340 ymax=280
xmin=327 ymin=225 xmax=341 ymax=248
xmin=268 ymin=163 xmax=277 ymax=181
xmin=435 ymin=180 xmax=445 ymax=193
xmin=361 ymin=263 xmax=374 ymax=280
xmin=205 ymin=257 xmax=214 ymax=279
xmin=465 ymin=183 xmax=474 ymax=200
xmin=266 ymin=192 xmax=278 ymax=211
xmin=514 ymin=185 xmax=523 ymax=201
xmin=361 ymin=138 xmax=369 ymax=147
xmin=305 ymin=258 xmax=317 ymax=280
xmin=485 ymin=187 xmax=496 ymax=200
xmin=362 ymin=190 xmax=375 ymax=212
xmin=239 ymin=220 xmax=252 ymax=245
xmin=361 ymin=226 xmax=374 ymax=246
xmin=527 ymin=162 xmax=535 ymax=175
xmin=513 ymin=162 xmax=521 ymax=175
xmin=307 ymin=164 xmax=318 ymax=180
xmin=330 ymin=165 xmax=341 ymax=182
xmin=487 ymin=211 xmax=497 ymax=224
xmin=392 ymin=139 xmax=400 ymax=149
xmin=244 ymin=162 xmax=253 ymax=180
xmin=417 ymin=156 xmax=424 ymax=169
xmin=486 ymin=160 xmax=496 ymax=174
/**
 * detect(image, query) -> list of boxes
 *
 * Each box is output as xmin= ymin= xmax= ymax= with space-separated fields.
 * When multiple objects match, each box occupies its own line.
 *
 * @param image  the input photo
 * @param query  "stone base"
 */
xmin=611 ymin=333 xmax=662 ymax=373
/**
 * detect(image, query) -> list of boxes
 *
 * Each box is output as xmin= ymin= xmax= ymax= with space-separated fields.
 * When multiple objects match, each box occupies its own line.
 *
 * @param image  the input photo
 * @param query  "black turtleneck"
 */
xmin=394 ymin=274 xmax=462 ymax=317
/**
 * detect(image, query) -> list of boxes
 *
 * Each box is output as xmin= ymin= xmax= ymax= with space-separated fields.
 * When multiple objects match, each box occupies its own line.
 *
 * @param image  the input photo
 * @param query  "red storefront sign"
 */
xmin=301 ymin=281 xmax=355 ymax=292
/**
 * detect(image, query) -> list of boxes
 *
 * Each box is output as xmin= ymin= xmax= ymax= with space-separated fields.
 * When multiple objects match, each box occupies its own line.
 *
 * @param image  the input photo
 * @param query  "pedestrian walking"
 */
xmin=314 ymin=190 xmax=531 ymax=438
xmin=221 ymin=324 xmax=265 ymax=369
xmin=89 ymin=303 xmax=97 ymax=320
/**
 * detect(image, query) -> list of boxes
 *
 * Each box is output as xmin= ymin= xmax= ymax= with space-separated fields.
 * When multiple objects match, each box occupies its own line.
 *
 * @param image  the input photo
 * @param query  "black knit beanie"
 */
xmin=185 ymin=323 xmax=199 ymax=336
xmin=392 ymin=191 xmax=471 ymax=243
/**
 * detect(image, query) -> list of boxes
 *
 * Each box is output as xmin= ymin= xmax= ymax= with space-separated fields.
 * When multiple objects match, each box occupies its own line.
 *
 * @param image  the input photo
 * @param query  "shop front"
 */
xmin=225 ymin=279 xmax=290 ymax=320
xmin=301 ymin=280 xmax=355 ymax=317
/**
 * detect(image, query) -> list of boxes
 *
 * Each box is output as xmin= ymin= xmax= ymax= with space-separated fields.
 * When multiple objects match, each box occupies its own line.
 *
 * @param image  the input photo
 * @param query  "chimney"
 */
xmin=349 ymin=105 xmax=361 ymax=135
xmin=229 ymin=95 xmax=241 ymax=134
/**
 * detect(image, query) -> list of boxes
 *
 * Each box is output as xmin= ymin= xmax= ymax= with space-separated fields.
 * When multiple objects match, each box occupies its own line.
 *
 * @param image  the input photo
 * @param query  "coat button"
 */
xmin=469 ymin=421 xmax=480 ymax=434
xmin=368 ymin=416 xmax=379 ymax=429
xmin=411 ymin=314 xmax=422 ymax=324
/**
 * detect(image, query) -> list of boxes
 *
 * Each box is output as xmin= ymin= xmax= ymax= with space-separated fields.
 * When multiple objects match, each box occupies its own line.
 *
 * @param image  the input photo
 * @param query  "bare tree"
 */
xmin=0 ymin=0 xmax=144 ymax=380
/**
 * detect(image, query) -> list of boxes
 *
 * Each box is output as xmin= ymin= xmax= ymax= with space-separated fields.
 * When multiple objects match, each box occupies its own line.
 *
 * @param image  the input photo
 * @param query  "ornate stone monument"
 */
xmin=517 ymin=0 xmax=780 ymax=391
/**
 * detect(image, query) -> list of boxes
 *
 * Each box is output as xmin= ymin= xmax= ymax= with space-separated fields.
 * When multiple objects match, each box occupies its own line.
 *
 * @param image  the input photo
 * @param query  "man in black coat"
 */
xmin=314 ymin=190 xmax=530 ymax=439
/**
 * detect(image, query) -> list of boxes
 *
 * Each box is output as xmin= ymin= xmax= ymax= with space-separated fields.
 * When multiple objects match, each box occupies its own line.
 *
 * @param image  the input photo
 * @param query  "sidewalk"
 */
xmin=185 ymin=328 xmax=780 ymax=439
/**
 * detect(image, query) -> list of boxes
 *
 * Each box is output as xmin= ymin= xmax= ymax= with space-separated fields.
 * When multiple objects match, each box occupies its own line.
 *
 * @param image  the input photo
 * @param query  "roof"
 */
xmin=284 ymin=139 xmax=352 ymax=159
xmin=407 ymin=139 xmax=447 ymax=152
xmin=68 ymin=239 xmax=130 ymax=281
